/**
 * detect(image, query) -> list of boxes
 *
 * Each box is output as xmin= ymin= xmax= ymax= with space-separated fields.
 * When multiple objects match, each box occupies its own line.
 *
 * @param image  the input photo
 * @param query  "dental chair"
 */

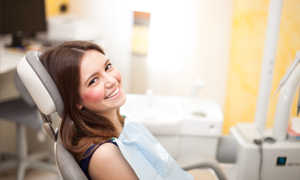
xmin=17 ymin=51 xmax=227 ymax=180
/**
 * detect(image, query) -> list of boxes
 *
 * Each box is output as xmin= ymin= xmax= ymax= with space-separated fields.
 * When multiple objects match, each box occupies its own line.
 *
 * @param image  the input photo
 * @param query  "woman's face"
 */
xmin=77 ymin=50 xmax=126 ymax=116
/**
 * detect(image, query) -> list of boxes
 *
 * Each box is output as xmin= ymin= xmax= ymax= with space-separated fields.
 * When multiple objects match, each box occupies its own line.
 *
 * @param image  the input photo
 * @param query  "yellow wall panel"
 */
xmin=224 ymin=0 xmax=300 ymax=134
xmin=132 ymin=25 xmax=149 ymax=55
xmin=45 ymin=0 xmax=69 ymax=17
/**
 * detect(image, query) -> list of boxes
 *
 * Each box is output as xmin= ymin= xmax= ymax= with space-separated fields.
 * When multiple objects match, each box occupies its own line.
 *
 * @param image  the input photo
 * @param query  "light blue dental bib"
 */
xmin=115 ymin=118 xmax=193 ymax=180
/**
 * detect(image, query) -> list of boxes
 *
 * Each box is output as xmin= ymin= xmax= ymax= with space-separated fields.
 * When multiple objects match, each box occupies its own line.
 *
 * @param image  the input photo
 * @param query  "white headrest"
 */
xmin=17 ymin=51 xmax=64 ymax=117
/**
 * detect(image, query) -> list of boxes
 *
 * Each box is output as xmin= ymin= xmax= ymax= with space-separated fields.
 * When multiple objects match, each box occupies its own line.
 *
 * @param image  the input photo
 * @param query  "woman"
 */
xmin=39 ymin=41 xmax=201 ymax=180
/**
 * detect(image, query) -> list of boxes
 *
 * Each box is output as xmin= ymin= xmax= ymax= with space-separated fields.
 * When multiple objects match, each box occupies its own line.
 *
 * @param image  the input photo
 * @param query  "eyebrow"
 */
xmin=84 ymin=59 xmax=110 ymax=86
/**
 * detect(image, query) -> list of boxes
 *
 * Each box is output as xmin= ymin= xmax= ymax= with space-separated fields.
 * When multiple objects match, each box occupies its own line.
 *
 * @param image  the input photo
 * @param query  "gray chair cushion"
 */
xmin=24 ymin=51 xmax=88 ymax=180
xmin=56 ymin=134 xmax=88 ymax=180
xmin=26 ymin=51 xmax=64 ymax=117
xmin=0 ymin=98 xmax=43 ymax=130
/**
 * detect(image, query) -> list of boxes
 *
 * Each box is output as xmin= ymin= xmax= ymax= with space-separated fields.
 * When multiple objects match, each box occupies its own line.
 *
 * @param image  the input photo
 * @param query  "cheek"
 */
xmin=82 ymin=88 xmax=104 ymax=103
xmin=114 ymin=71 xmax=122 ymax=83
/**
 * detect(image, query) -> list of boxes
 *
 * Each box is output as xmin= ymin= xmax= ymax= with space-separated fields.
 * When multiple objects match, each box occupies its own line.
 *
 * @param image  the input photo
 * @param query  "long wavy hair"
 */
xmin=39 ymin=41 xmax=124 ymax=162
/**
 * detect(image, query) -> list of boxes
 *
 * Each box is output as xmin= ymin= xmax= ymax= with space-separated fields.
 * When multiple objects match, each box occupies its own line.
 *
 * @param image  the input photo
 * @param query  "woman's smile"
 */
xmin=105 ymin=86 xmax=121 ymax=99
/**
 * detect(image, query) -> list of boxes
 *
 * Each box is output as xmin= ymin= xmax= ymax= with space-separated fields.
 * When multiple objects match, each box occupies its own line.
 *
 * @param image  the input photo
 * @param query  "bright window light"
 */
xmin=147 ymin=0 xmax=188 ymax=72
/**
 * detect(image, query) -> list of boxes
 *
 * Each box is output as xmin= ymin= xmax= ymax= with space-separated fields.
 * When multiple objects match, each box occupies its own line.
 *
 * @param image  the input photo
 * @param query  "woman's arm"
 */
xmin=88 ymin=143 xmax=139 ymax=180
xmin=193 ymin=176 xmax=201 ymax=180
xmin=187 ymin=170 xmax=203 ymax=180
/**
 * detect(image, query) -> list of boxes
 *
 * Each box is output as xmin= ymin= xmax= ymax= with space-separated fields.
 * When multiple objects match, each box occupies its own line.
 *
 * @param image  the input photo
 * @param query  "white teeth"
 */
xmin=106 ymin=87 xmax=120 ymax=98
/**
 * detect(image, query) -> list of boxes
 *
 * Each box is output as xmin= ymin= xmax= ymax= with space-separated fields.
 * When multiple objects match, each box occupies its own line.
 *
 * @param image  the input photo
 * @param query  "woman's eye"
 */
xmin=88 ymin=78 xmax=97 ymax=86
xmin=105 ymin=63 xmax=112 ymax=71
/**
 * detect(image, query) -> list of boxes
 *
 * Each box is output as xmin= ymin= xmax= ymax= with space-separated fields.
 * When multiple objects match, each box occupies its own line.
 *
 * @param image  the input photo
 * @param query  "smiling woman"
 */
xmin=38 ymin=41 xmax=131 ymax=179
xmin=38 ymin=41 xmax=199 ymax=180
xmin=77 ymin=50 xmax=126 ymax=119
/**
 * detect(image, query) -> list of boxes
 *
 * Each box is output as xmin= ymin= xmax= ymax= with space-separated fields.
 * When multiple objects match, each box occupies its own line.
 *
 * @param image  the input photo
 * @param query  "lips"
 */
xmin=105 ymin=86 xmax=120 ymax=99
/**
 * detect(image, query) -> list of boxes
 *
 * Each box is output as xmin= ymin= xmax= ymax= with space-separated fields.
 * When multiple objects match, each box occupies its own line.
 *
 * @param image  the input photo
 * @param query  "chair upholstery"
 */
xmin=0 ymin=98 xmax=42 ymax=129
xmin=0 ymin=73 xmax=42 ymax=129
xmin=55 ymin=134 xmax=88 ymax=180
xmin=13 ymin=73 xmax=36 ymax=107
xmin=17 ymin=51 xmax=88 ymax=180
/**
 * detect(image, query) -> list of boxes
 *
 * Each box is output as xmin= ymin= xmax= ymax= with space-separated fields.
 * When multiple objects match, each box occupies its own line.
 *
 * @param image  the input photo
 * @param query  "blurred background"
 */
xmin=0 ymin=0 xmax=300 ymax=179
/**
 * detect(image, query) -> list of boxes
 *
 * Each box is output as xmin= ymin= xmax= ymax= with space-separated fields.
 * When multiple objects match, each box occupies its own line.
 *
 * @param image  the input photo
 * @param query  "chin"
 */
xmin=118 ymin=92 xmax=127 ymax=107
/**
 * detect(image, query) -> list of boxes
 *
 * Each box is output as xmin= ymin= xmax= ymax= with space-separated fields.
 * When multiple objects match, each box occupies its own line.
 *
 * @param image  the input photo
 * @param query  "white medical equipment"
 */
xmin=229 ymin=0 xmax=300 ymax=179
xmin=127 ymin=51 xmax=300 ymax=180
xmin=121 ymin=95 xmax=224 ymax=160
xmin=230 ymin=50 xmax=300 ymax=180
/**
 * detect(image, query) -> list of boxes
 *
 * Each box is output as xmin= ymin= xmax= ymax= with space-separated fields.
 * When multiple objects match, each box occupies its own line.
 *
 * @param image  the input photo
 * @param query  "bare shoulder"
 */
xmin=88 ymin=142 xmax=139 ymax=180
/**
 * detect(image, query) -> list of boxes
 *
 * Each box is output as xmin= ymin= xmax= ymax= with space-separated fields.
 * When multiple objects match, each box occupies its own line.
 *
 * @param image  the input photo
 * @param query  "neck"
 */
xmin=97 ymin=108 xmax=123 ymax=134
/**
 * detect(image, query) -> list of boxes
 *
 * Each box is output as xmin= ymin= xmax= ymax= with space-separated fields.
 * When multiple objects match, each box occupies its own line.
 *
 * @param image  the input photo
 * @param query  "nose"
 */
xmin=104 ymin=73 xmax=116 ymax=88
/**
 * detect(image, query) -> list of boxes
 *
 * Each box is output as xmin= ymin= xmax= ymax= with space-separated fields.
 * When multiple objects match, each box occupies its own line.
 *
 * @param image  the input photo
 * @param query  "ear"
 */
xmin=76 ymin=103 xmax=83 ymax=110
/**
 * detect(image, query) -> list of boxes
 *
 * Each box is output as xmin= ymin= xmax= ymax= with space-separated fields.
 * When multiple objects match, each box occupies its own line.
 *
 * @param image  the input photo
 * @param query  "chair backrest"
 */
xmin=17 ymin=51 xmax=88 ymax=180
xmin=13 ymin=73 xmax=36 ymax=107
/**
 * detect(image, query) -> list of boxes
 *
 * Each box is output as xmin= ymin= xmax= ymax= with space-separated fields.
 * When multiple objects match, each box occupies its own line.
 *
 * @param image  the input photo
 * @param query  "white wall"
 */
xmin=132 ymin=0 xmax=233 ymax=112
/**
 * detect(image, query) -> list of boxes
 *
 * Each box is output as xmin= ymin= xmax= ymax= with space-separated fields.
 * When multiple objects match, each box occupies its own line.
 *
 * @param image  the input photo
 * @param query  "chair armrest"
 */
xmin=176 ymin=154 xmax=227 ymax=180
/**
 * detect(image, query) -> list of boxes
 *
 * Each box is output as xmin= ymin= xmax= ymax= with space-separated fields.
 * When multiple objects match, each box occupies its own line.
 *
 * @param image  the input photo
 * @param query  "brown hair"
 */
xmin=39 ymin=41 xmax=124 ymax=162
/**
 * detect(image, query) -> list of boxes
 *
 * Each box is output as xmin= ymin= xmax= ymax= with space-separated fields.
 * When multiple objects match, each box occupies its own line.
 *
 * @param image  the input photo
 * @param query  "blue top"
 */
xmin=79 ymin=140 xmax=118 ymax=180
